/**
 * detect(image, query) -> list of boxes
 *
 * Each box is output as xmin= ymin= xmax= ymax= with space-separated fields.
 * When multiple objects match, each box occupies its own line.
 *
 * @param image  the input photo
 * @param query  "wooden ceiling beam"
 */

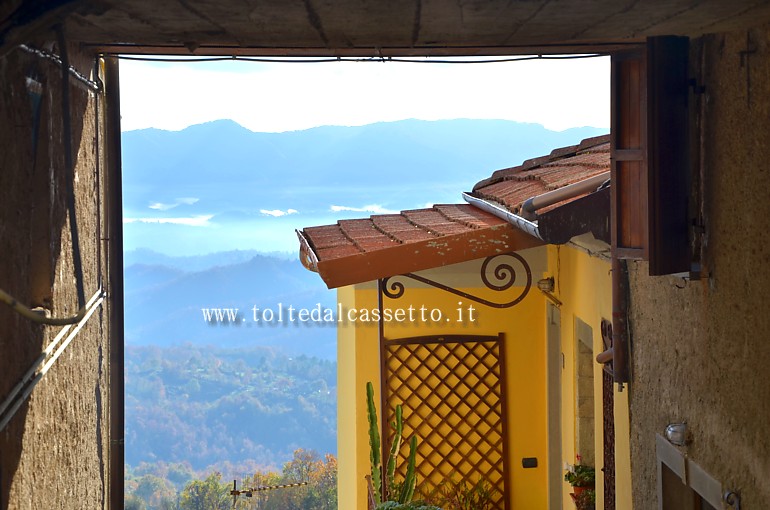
xmin=87 ymin=41 xmax=640 ymax=57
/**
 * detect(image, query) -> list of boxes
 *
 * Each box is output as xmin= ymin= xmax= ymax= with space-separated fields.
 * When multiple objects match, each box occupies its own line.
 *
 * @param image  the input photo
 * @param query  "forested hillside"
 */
xmin=126 ymin=345 xmax=336 ymax=470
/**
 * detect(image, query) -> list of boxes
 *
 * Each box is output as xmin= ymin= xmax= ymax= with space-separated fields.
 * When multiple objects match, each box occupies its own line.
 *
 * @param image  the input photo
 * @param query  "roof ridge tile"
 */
xmin=577 ymin=133 xmax=611 ymax=152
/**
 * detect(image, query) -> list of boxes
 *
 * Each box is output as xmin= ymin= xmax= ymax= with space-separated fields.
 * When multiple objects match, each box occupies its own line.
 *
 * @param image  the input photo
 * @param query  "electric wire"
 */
xmin=110 ymin=53 xmax=604 ymax=64
xmin=17 ymin=44 xmax=101 ymax=92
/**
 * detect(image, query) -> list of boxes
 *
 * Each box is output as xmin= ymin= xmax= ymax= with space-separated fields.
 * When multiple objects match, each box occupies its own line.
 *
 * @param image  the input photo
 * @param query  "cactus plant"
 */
xmin=367 ymin=381 xmax=421 ymax=507
xmin=385 ymin=405 xmax=403 ymax=495
xmin=398 ymin=435 xmax=417 ymax=503
xmin=367 ymin=382 xmax=383 ymax=505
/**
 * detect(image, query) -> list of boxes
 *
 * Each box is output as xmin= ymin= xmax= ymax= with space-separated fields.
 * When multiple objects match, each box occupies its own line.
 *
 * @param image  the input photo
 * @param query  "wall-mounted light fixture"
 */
xmin=665 ymin=422 xmax=688 ymax=446
xmin=536 ymin=277 xmax=562 ymax=306
xmin=537 ymin=277 xmax=554 ymax=292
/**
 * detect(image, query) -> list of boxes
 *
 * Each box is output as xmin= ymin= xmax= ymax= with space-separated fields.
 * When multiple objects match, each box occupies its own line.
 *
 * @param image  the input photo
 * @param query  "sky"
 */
xmin=119 ymin=55 xmax=610 ymax=133
xmin=119 ymin=55 xmax=611 ymax=255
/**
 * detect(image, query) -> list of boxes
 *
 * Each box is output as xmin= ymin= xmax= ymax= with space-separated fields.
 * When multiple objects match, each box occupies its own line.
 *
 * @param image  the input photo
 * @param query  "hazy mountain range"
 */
xmin=122 ymin=119 xmax=606 ymax=255
xmin=124 ymin=249 xmax=336 ymax=359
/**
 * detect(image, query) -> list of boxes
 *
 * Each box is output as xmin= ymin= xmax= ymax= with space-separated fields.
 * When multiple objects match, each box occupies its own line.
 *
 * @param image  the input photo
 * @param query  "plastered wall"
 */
xmin=628 ymin=25 xmax=770 ymax=509
xmin=0 ymin=38 xmax=110 ymax=510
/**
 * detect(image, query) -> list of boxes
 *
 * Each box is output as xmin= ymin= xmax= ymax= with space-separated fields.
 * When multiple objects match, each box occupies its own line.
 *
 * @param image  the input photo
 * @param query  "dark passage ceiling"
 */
xmin=3 ymin=0 xmax=770 ymax=56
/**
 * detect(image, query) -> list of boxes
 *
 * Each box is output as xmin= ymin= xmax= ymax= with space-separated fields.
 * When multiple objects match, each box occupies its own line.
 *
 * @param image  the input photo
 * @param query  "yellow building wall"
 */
xmin=336 ymin=245 xmax=633 ymax=510
xmin=336 ymin=250 xmax=550 ymax=510
xmin=337 ymin=284 xmax=382 ymax=510
xmin=549 ymin=245 xmax=633 ymax=510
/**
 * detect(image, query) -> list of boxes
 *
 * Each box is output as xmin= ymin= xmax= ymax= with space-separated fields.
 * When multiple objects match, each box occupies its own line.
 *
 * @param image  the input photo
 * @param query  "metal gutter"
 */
xmin=519 ymin=171 xmax=610 ymax=220
xmin=462 ymin=192 xmax=543 ymax=240
xmin=464 ymin=171 xmax=611 ymax=243
xmin=296 ymin=229 xmax=320 ymax=272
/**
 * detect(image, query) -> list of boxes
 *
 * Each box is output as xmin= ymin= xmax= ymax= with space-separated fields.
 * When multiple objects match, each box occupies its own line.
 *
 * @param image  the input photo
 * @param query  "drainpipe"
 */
xmin=461 ymin=193 xmax=543 ymax=240
xmin=519 ymin=171 xmax=610 ymax=220
xmin=612 ymin=257 xmax=630 ymax=385
xmin=104 ymin=56 xmax=125 ymax=510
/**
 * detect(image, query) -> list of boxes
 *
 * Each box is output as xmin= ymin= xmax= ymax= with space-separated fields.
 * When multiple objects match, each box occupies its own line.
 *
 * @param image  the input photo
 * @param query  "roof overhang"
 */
xmin=298 ymin=222 xmax=543 ymax=289
xmin=538 ymin=186 xmax=611 ymax=245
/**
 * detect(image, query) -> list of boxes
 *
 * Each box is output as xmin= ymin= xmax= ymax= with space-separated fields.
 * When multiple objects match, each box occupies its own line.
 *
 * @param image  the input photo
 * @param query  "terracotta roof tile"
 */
xmin=538 ymin=165 xmax=606 ymax=189
xmin=475 ymin=180 xmax=547 ymax=212
xmin=316 ymin=244 xmax=362 ymax=260
xmin=355 ymin=236 xmax=401 ymax=251
xmin=390 ymin=228 xmax=437 ymax=243
xmin=298 ymin=134 xmax=609 ymax=287
xmin=578 ymin=136 xmax=611 ymax=152
xmin=303 ymin=225 xmax=352 ymax=249
xmin=434 ymin=204 xmax=507 ymax=228
xmin=542 ymin=151 xmax=608 ymax=169
xmin=470 ymin=133 xmax=610 ymax=213
xmin=338 ymin=219 xmax=382 ymax=237
xmin=371 ymin=214 xmax=418 ymax=233
xmin=548 ymin=143 xmax=580 ymax=159
xmin=401 ymin=209 xmax=468 ymax=235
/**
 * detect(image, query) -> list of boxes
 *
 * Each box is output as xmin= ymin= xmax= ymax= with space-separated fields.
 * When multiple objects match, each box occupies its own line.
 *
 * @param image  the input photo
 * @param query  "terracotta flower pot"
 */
xmin=572 ymin=485 xmax=594 ymax=496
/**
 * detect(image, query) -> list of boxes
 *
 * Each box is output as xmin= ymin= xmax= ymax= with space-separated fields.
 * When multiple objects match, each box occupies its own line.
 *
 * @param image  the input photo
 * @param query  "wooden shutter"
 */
xmin=611 ymin=37 xmax=691 ymax=275
xmin=611 ymin=49 xmax=648 ymax=260
xmin=647 ymin=36 xmax=690 ymax=275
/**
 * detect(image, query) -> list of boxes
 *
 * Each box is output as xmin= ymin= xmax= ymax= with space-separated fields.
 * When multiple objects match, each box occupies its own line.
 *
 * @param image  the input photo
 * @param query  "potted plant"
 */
xmin=564 ymin=463 xmax=595 ymax=496
xmin=574 ymin=488 xmax=596 ymax=510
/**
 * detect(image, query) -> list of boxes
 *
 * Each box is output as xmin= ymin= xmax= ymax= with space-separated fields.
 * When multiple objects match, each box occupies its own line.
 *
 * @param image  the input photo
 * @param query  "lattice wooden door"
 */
xmin=381 ymin=334 xmax=508 ymax=508
xmin=601 ymin=319 xmax=616 ymax=509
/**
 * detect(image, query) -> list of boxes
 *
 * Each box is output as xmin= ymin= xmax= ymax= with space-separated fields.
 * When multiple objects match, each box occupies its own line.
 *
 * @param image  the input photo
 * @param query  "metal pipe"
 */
xmin=0 ymin=291 xmax=105 ymax=432
xmin=0 ymin=288 xmax=103 ymax=421
xmin=461 ymin=192 xmax=543 ymax=240
xmin=104 ymin=55 xmax=126 ymax=510
xmin=0 ymin=287 xmax=87 ymax=325
xmin=519 ymin=171 xmax=610 ymax=220
xmin=611 ymin=257 xmax=630 ymax=384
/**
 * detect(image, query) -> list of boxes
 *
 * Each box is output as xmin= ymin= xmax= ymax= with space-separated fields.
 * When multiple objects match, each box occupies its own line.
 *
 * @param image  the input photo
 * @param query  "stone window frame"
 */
xmin=655 ymin=434 xmax=723 ymax=509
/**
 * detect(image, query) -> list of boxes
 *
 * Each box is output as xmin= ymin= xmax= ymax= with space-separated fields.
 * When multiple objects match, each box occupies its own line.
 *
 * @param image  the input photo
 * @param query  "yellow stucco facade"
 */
xmin=549 ymin=244 xmax=633 ymax=510
xmin=336 ymin=244 xmax=632 ymax=510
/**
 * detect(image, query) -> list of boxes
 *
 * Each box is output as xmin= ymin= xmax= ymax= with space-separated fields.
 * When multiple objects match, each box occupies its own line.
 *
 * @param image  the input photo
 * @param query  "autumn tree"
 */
xmin=179 ymin=472 xmax=230 ymax=510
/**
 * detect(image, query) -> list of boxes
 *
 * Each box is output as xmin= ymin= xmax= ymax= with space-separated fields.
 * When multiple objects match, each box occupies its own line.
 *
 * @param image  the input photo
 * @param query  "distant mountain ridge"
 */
xmin=124 ymin=251 xmax=335 ymax=359
xmin=122 ymin=119 xmax=606 ymax=254
xmin=124 ymin=118 xmax=605 ymax=198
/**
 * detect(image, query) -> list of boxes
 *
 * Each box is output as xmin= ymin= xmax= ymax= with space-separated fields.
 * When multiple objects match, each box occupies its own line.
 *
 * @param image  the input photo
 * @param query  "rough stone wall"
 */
xmin=0 ymin=37 xmax=110 ymax=510
xmin=629 ymin=25 xmax=770 ymax=509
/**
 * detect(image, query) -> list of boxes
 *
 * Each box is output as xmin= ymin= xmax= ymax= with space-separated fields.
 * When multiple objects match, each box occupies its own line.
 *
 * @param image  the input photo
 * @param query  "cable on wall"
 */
xmin=17 ymin=43 xmax=101 ymax=92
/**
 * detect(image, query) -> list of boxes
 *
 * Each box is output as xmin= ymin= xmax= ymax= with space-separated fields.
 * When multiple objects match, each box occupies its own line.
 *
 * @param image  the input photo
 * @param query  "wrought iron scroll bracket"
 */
xmin=380 ymin=253 xmax=532 ymax=309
